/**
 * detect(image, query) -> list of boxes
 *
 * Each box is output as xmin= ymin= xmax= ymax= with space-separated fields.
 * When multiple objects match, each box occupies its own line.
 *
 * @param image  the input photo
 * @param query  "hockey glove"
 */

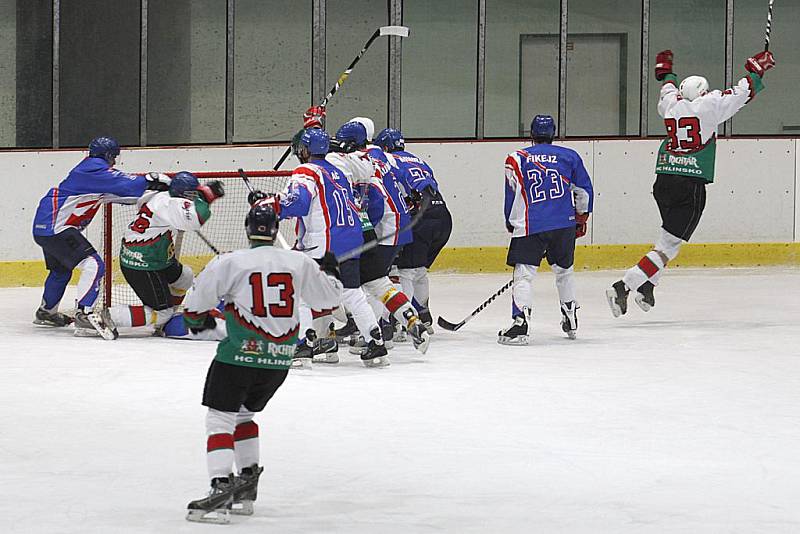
xmin=198 ymin=180 xmax=225 ymax=204
xmin=319 ymin=252 xmax=341 ymax=280
xmin=247 ymin=189 xmax=267 ymax=206
xmin=745 ymin=50 xmax=775 ymax=77
xmin=189 ymin=313 xmax=217 ymax=334
xmin=303 ymin=106 xmax=326 ymax=129
xmin=145 ymin=172 xmax=172 ymax=191
xmin=505 ymin=221 xmax=514 ymax=234
xmin=654 ymin=49 xmax=674 ymax=81
xmin=575 ymin=212 xmax=590 ymax=238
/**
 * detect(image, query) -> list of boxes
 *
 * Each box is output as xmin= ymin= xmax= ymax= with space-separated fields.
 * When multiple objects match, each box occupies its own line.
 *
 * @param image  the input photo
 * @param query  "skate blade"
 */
xmin=33 ymin=319 xmax=69 ymax=327
xmin=291 ymin=357 xmax=312 ymax=370
xmin=312 ymin=353 xmax=340 ymax=364
xmin=362 ymin=356 xmax=390 ymax=368
xmin=384 ymin=340 xmax=394 ymax=350
xmin=605 ymin=289 xmax=623 ymax=318
xmin=73 ymin=327 xmax=101 ymax=338
xmin=231 ymin=500 xmax=254 ymax=516
xmin=348 ymin=345 xmax=367 ymax=356
xmin=634 ymin=294 xmax=653 ymax=312
xmin=412 ymin=333 xmax=430 ymax=355
xmin=87 ymin=313 xmax=118 ymax=340
xmin=186 ymin=508 xmax=230 ymax=524
xmin=565 ymin=330 xmax=577 ymax=340
xmin=497 ymin=335 xmax=529 ymax=346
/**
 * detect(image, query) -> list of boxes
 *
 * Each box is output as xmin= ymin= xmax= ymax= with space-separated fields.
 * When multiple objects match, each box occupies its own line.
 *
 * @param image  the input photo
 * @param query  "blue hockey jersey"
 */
xmin=365 ymin=146 xmax=412 ymax=246
xmin=504 ymin=144 xmax=593 ymax=237
xmin=32 ymin=157 xmax=147 ymax=237
xmin=389 ymin=150 xmax=440 ymax=195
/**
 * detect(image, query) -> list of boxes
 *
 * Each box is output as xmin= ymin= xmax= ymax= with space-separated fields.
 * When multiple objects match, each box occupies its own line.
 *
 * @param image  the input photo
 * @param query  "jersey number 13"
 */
xmin=248 ymin=272 xmax=294 ymax=318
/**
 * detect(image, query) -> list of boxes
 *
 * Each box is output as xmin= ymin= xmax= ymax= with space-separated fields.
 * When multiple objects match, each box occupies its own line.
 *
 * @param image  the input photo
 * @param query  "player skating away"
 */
xmin=333 ymin=121 xmax=429 ymax=354
xmin=499 ymin=115 xmax=593 ymax=345
xmin=184 ymin=204 xmax=343 ymax=523
xmin=31 ymin=136 xmax=172 ymax=339
xmin=106 ymin=172 xmax=224 ymax=335
xmin=606 ymin=48 xmax=775 ymax=317
xmin=254 ymin=128 xmax=390 ymax=368
xmin=374 ymin=127 xmax=453 ymax=335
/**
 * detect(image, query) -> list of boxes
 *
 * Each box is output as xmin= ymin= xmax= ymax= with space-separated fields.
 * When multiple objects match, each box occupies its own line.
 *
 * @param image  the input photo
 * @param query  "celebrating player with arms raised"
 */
xmin=606 ymin=48 xmax=775 ymax=316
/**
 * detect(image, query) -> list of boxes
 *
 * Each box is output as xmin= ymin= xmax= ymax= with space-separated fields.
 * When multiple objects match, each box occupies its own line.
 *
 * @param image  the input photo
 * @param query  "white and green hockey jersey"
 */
xmin=119 ymin=191 xmax=212 ymax=271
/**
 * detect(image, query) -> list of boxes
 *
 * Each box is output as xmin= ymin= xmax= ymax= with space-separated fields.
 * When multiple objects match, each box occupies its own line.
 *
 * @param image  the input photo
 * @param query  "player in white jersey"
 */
xmin=184 ymin=204 xmax=342 ymax=523
xmin=106 ymin=172 xmax=224 ymax=335
xmin=607 ymin=48 xmax=775 ymax=317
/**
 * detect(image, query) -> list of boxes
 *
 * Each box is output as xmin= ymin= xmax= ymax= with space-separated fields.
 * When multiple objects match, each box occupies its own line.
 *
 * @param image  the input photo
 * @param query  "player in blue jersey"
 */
xmin=499 ymin=115 xmax=593 ymax=345
xmin=31 ymin=136 xmax=172 ymax=338
xmin=374 ymin=127 xmax=452 ymax=334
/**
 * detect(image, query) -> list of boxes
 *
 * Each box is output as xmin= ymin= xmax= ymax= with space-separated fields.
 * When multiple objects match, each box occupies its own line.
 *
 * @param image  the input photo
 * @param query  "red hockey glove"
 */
xmin=654 ymin=50 xmax=674 ymax=81
xmin=303 ymin=106 xmax=326 ymax=129
xmin=197 ymin=180 xmax=225 ymax=204
xmin=254 ymin=194 xmax=281 ymax=216
xmin=745 ymin=50 xmax=775 ymax=77
xmin=575 ymin=213 xmax=589 ymax=238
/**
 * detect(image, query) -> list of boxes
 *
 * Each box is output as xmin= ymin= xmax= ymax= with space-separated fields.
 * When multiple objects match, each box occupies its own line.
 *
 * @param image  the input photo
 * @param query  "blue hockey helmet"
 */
xmin=88 ymin=136 xmax=120 ymax=163
xmin=335 ymin=121 xmax=368 ymax=147
xmin=530 ymin=115 xmax=556 ymax=142
xmin=373 ymin=128 xmax=405 ymax=152
xmin=300 ymin=128 xmax=330 ymax=156
xmin=245 ymin=204 xmax=279 ymax=242
xmin=169 ymin=171 xmax=200 ymax=198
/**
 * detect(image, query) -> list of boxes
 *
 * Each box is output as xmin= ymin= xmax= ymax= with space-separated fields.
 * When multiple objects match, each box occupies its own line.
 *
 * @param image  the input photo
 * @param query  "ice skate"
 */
xmin=381 ymin=319 xmax=395 ymax=349
xmin=405 ymin=311 xmax=430 ymax=354
xmin=418 ymin=309 xmax=435 ymax=335
xmin=498 ymin=314 xmax=529 ymax=346
xmin=292 ymin=337 xmax=313 ymax=370
xmin=606 ymin=280 xmax=629 ymax=318
xmin=312 ymin=337 xmax=339 ymax=364
xmin=186 ymin=476 xmax=235 ymax=524
xmin=560 ymin=301 xmax=578 ymax=340
xmin=231 ymin=464 xmax=263 ymax=516
xmin=334 ymin=315 xmax=358 ymax=343
xmin=634 ymin=281 xmax=655 ymax=312
xmin=393 ymin=317 xmax=408 ymax=343
xmin=361 ymin=327 xmax=390 ymax=367
xmin=33 ymin=307 xmax=73 ymax=327
xmin=73 ymin=308 xmax=118 ymax=340
xmin=348 ymin=335 xmax=367 ymax=355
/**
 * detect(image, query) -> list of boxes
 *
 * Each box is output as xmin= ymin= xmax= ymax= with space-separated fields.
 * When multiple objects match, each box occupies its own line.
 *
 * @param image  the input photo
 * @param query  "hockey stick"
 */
xmin=437 ymin=280 xmax=514 ymax=332
xmin=764 ymin=0 xmax=775 ymax=51
xmin=195 ymin=229 xmax=222 ymax=255
xmin=272 ymin=25 xmax=410 ymax=171
xmin=237 ymin=168 xmax=291 ymax=249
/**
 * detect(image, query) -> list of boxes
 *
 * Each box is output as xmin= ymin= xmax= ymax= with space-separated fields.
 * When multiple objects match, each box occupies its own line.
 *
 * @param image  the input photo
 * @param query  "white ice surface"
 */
xmin=1 ymin=269 xmax=800 ymax=533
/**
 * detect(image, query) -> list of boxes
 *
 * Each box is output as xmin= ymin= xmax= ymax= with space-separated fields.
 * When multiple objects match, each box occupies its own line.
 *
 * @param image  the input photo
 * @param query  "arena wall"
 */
xmin=1 ymin=138 xmax=798 ymax=286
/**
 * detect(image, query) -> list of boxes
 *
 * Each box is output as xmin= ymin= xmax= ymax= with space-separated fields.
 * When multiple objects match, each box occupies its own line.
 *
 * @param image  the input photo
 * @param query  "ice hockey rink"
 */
xmin=2 ymin=268 xmax=799 ymax=533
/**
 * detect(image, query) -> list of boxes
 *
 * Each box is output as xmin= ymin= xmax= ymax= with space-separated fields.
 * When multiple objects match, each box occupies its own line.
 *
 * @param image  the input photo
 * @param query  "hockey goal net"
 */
xmin=97 ymin=170 xmax=294 ymax=308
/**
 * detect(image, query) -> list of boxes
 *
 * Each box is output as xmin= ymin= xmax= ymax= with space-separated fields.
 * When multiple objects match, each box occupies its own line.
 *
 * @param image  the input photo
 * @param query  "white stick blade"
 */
xmin=379 ymin=25 xmax=410 ymax=37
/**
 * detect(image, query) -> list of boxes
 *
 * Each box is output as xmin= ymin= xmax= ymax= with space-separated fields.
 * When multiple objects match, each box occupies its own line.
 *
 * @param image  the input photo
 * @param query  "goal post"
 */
xmin=99 ymin=169 xmax=294 ymax=308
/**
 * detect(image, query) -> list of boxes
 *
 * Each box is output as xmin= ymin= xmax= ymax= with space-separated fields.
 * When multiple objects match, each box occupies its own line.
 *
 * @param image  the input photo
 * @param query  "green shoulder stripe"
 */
xmin=194 ymin=196 xmax=211 ymax=225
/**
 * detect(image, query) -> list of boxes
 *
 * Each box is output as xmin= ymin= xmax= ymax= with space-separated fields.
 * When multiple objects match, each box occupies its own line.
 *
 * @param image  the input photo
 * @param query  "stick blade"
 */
xmin=379 ymin=25 xmax=410 ymax=37
xmin=437 ymin=316 xmax=464 ymax=332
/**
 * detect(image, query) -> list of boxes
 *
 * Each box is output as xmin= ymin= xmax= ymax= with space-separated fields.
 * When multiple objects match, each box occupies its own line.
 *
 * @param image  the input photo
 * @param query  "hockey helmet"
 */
xmin=374 ymin=128 xmax=405 ymax=152
xmin=350 ymin=116 xmax=375 ymax=141
xmin=530 ymin=115 xmax=556 ymax=142
xmin=245 ymin=204 xmax=279 ymax=242
xmin=291 ymin=128 xmax=307 ymax=157
xmin=679 ymin=75 xmax=709 ymax=101
xmin=336 ymin=121 xmax=368 ymax=148
xmin=300 ymin=128 xmax=330 ymax=156
xmin=88 ymin=136 xmax=120 ymax=164
xmin=169 ymin=171 xmax=200 ymax=198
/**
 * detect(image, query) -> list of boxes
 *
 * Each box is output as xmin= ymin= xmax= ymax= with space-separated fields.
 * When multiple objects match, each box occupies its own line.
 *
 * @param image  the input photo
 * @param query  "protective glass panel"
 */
xmin=732 ymin=1 xmax=798 ymax=135
xmin=234 ymin=0 xmax=312 ymax=142
xmin=648 ymin=0 xmax=726 ymax=135
xmin=325 ymin=0 xmax=388 ymax=135
xmin=0 ymin=0 xmax=52 ymax=148
xmin=485 ymin=0 xmax=560 ymax=137
xmin=147 ymin=0 xmax=226 ymax=145
xmin=566 ymin=0 xmax=641 ymax=136
xmin=59 ymin=0 xmax=140 ymax=147
xmin=401 ymin=0 xmax=477 ymax=138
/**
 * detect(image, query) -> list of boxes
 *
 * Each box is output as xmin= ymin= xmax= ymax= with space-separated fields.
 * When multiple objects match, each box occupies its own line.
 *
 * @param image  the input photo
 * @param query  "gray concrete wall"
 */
xmin=0 ymin=1 xmax=15 ymax=147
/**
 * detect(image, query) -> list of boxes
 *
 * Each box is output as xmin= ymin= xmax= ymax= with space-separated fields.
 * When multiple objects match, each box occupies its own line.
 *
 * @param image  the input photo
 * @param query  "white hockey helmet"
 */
xmin=679 ymin=75 xmax=709 ymax=101
xmin=350 ymin=116 xmax=375 ymax=141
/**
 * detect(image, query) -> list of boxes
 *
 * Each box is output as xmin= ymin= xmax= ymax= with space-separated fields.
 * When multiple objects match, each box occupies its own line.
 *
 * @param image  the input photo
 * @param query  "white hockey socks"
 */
xmin=511 ymin=264 xmax=537 ymax=317
xmin=551 ymin=264 xmax=576 ymax=304
xmin=341 ymin=288 xmax=380 ymax=342
xmin=108 ymin=305 xmax=175 ymax=328
xmin=233 ymin=409 xmax=259 ymax=472
xmin=622 ymin=229 xmax=683 ymax=291
xmin=74 ymin=253 xmax=104 ymax=311
xmin=398 ymin=267 xmax=429 ymax=307
xmin=168 ymin=264 xmax=193 ymax=306
xmin=363 ymin=277 xmax=418 ymax=327
xmin=206 ymin=409 xmax=237 ymax=480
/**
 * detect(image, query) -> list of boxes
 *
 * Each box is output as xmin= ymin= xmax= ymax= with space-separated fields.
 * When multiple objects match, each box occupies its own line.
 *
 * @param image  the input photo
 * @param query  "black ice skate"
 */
xmin=361 ymin=327 xmax=390 ymax=368
xmin=418 ymin=308 xmax=435 ymax=335
xmin=33 ymin=307 xmax=73 ymax=327
xmin=404 ymin=310 xmax=430 ymax=354
xmin=73 ymin=308 xmax=118 ymax=340
xmin=334 ymin=315 xmax=358 ymax=343
xmin=498 ymin=314 xmax=529 ymax=346
xmin=634 ymin=281 xmax=656 ymax=312
xmin=291 ymin=330 xmax=315 ymax=370
xmin=605 ymin=280 xmax=630 ymax=318
xmin=231 ymin=464 xmax=263 ymax=516
xmin=186 ymin=475 xmax=236 ymax=524
xmin=560 ymin=301 xmax=579 ymax=340
xmin=312 ymin=337 xmax=340 ymax=364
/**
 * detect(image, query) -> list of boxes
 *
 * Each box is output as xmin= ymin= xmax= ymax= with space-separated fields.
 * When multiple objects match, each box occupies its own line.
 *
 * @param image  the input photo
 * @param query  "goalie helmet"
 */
xmin=374 ymin=128 xmax=404 ymax=152
xmin=350 ymin=116 xmax=375 ymax=141
xmin=245 ymin=204 xmax=279 ymax=242
xmin=679 ymin=75 xmax=709 ymax=101
xmin=169 ymin=171 xmax=199 ymax=199
xmin=88 ymin=136 xmax=120 ymax=164
xmin=530 ymin=115 xmax=556 ymax=142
